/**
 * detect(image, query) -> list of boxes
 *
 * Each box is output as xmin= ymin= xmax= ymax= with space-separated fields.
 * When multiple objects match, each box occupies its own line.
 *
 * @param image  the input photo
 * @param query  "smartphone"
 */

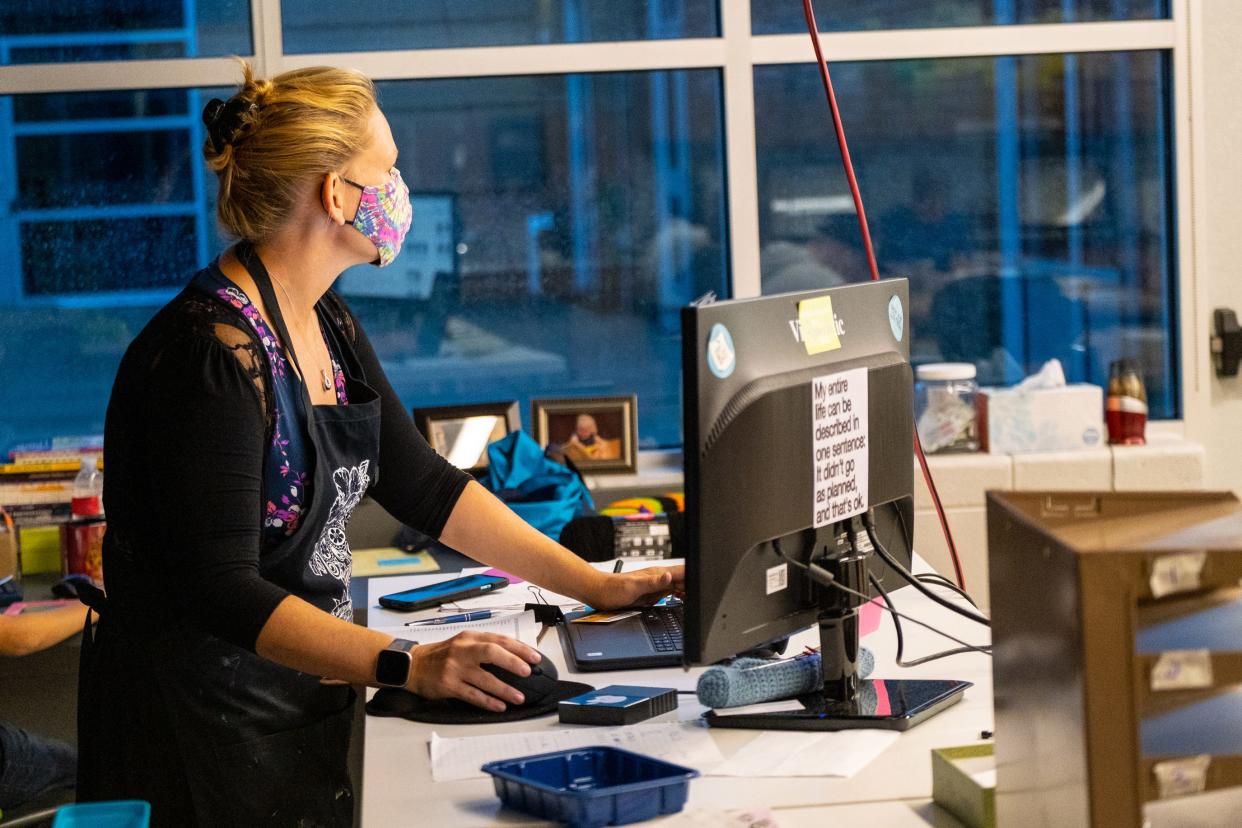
xmin=378 ymin=573 xmax=509 ymax=612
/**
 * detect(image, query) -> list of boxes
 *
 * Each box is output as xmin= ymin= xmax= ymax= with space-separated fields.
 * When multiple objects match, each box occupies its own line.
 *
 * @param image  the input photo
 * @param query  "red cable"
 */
xmin=801 ymin=0 xmax=967 ymax=590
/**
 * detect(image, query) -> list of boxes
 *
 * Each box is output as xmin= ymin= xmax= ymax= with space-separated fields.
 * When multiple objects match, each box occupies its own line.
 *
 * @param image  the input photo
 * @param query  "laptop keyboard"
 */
xmin=641 ymin=605 xmax=684 ymax=653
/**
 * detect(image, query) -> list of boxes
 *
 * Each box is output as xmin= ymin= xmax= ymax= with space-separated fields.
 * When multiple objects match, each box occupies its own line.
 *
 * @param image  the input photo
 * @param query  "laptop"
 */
xmin=558 ymin=603 xmax=684 ymax=672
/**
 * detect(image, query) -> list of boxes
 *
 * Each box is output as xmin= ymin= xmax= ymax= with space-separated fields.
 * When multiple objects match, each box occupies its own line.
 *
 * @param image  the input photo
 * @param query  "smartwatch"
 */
xmin=376 ymin=639 xmax=417 ymax=688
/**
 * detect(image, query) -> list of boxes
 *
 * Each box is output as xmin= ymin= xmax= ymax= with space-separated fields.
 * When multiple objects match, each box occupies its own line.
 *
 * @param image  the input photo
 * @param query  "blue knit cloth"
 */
xmin=696 ymin=648 xmax=875 ymax=709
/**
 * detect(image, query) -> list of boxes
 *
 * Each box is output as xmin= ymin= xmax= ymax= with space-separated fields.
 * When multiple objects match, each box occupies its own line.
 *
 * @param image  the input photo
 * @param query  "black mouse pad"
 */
xmin=366 ymin=680 xmax=594 ymax=725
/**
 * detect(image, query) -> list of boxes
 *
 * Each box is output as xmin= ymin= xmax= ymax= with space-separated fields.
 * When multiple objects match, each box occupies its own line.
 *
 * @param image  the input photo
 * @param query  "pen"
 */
xmin=406 ymin=610 xmax=492 ymax=626
xmin=613 ymin=559 xmax=624 ymax=574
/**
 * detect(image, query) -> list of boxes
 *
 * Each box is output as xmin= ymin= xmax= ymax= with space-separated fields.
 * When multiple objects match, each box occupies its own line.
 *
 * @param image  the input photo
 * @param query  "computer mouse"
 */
xmin=481 ymin=652 xmax=559 ymax=707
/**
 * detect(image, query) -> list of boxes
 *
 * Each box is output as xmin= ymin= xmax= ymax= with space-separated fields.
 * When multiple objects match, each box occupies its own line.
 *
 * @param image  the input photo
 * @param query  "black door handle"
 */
xmin=1212 ymin=308 xmax=1242 ymax=377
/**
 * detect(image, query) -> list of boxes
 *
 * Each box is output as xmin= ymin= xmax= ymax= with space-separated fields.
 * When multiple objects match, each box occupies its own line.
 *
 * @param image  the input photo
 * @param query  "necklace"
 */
xmin=269 ymin=272 xmax=333 ymax=393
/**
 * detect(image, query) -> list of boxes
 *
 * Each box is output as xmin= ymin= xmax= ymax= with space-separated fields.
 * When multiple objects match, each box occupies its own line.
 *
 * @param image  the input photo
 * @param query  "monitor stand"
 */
xmin=704 ymin=538 xmax=972 ymax=732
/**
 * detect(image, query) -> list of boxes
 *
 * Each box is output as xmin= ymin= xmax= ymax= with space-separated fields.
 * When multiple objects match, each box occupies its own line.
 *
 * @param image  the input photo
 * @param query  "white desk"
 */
xmin=362 ymin=558 xmax=992 ymax=826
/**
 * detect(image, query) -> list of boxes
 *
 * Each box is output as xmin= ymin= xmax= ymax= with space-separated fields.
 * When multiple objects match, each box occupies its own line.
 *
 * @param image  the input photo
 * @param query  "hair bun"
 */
xmin=202 ymin=96 xmax=259 ymax=154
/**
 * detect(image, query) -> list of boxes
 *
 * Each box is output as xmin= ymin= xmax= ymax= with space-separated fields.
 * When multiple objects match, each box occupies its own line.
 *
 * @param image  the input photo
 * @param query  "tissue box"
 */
xmin=975 ymin=384 xmax=1104 ymax=454
xmin=932 ymin=743 xmax=995 ymax=828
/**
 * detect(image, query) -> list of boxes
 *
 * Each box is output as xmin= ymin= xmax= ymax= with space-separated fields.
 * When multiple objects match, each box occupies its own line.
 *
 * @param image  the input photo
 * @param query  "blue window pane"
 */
xmin=755 ymin=52 xmax=1177 ymax=418
xmin=282 ymin=1 xmax=718 ymax=54
xmin=754 ymin=0 xmax=1168 ymax=33
xmin=0 ymin=87 xmax=230 ymax=451
xmin=336 ymin=71 xmax=727 ymax=449
xmin=1 ymin=1 xmax=251 ymax=64
xmin=0 ymin=74 xmax=726 ymax=452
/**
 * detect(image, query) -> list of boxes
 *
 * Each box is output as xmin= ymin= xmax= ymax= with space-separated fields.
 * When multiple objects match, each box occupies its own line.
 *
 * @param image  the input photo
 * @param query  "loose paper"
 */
xmin=429 ymin=722 xmax=724 ymax=782
xmin=445 ymin=580 xmax=583 ymax=612
xmin=1154 ymin=755 xmax=1212 ymax=799
xmin=375 ymin=610 xmax=539 ymax=646
xmin=1150 ymin=552 xmax=1207 ymax=599
xmin=351 ymin=547 xmax=440 ymax=578
xmin=707 ymin=729 xmax=898 ymax=778
xmin=1151 ymin=650 xmax=1214 ymax=691
xmin=571 ymin=610 xmax=642 ymax=624
xmin=812 ymin=368 xmax=869 ymax=528
xmin=712 ymin=700 xmax=805 ymax=718
xmin=660 ymin=808 xmax=782 ymax=827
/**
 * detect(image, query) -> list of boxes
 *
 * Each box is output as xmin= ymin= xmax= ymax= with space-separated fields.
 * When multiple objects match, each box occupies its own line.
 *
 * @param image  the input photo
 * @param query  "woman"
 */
xmin=77 ymin=63 xmax=682 ymax=826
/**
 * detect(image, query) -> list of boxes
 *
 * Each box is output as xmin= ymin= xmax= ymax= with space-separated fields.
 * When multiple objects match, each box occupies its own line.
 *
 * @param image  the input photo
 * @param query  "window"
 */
xmin=754 ymin=51 xmax=1178 ymax=418
xmin=753 ymin=0 xmax=1168 ymax=34
xmin=0 ymin=1 xmax=1190 ymax=455
xmin=282 ymin=0 xmax=719 ymax=54
xmin=0 ymin=86 xmax=229 ymax=450
xmin=1 ymin=1 xmax=251 ymax=64
xmin=342 ymin=72 xmax=727 ymax=449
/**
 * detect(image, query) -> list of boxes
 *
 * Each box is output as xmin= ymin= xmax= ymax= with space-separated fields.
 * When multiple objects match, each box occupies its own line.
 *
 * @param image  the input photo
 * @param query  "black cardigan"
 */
xmin=100 ymin=279 xmax=471 ymax=650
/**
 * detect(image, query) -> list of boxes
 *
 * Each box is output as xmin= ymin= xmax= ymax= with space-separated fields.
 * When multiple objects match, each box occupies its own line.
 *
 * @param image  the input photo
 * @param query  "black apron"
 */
xmin=78 ymin=244 xmax=382 ymax=827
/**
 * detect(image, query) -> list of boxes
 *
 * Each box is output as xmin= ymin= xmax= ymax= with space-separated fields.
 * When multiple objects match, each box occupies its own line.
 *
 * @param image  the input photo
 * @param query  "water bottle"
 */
xmin=71 ymin=455 xmax=103 ymax=518
xmin=63 ymin=455 xmax=106 ymax=584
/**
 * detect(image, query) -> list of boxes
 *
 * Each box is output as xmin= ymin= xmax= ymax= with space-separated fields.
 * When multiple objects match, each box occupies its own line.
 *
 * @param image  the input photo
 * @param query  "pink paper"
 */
xmin=859 ymin=598 xmax=883 ymax=638
xmin=482 ymin=568 xmax=524 ymax=585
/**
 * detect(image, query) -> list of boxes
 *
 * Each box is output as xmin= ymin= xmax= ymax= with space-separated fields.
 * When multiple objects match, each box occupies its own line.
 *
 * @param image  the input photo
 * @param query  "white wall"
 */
xmin=1196 ymin=1 xmax=1242 ymax=492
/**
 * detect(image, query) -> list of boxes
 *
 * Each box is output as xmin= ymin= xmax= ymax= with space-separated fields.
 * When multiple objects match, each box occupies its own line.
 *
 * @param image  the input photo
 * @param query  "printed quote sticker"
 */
xmin=812 ymin=368 xmax=869 ymax=528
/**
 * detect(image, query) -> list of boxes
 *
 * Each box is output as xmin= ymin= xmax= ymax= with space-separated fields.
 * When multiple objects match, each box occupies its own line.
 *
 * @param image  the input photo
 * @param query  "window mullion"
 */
xmin=721 ymin=0 xmax=760 ymax=299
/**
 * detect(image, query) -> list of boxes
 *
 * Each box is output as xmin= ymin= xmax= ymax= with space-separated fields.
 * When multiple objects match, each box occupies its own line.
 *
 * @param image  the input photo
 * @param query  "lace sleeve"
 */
xmin=154 ymin=291 xmax=275 ymax=440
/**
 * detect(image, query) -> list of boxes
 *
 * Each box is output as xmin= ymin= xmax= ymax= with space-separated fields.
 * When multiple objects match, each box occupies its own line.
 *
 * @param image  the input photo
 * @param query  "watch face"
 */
xmin=376 ymin=648 xmax=412 ymax=687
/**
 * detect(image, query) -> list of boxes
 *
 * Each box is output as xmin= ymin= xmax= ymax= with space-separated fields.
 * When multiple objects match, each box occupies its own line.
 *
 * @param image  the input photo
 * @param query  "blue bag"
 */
xmin=482 ymin=431 xmax=595 ymax=539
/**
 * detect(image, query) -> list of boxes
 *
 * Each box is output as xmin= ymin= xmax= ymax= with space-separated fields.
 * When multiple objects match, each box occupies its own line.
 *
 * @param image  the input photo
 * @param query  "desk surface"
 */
xmin=362 ymin=559 xmax=991 ymax=827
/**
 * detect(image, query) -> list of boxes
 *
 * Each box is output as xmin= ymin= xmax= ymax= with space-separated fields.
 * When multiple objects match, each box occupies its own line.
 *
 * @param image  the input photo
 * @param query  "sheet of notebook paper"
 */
xmin=372 ymin=610 xmax=539 ymax=646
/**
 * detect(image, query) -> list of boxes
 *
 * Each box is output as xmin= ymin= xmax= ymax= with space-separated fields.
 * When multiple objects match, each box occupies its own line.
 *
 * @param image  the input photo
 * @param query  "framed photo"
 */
xmin=412 ymin=401 xmax=521 ymax=474
xmin=531 ymin=396 xmax=638 ymax=474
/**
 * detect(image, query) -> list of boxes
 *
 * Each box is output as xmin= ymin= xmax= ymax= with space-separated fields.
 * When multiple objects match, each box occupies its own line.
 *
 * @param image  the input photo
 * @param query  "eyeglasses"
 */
xmin=340 ymin=167 xmax=400 ymax=191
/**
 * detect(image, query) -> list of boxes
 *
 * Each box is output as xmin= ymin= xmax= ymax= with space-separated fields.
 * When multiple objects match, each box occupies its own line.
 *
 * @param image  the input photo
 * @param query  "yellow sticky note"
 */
xmin=798 ymin=295 xmax=841 ymax=355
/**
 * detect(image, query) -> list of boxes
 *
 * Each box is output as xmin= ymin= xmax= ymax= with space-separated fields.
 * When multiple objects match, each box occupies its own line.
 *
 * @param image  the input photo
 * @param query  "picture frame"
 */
xmin=531 ymin=395 xmax=638 ymax=474
xmin=412 ymin=401 xmax=521 ymax=474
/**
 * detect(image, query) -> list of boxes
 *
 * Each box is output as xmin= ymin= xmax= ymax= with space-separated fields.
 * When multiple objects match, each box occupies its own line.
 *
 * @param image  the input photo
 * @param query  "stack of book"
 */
xmin=0 ymin=436 xmax=102 ymax=525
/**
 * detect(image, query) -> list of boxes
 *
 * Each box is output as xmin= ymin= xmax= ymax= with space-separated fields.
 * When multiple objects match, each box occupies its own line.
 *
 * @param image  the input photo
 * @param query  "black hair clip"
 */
xmin=202 ymin=96 xmax=259 ymax=153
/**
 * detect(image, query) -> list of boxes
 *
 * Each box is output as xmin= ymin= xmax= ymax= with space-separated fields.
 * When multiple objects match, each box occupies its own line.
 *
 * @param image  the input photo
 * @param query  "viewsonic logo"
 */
xmin=788 ymin=314 xmax=845 ymax=344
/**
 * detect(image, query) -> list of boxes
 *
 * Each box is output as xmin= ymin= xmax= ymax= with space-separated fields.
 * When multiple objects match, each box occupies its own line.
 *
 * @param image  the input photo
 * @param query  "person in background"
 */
xmin=77 ymin=62 xmax=682 ymax=827
xmin=0 ymin=603 xmax=90 ymax=813
xmin=760 ymin=214 xmax=869 ymax=295
xmin=562 ymin=413 xmax=621 ymax=462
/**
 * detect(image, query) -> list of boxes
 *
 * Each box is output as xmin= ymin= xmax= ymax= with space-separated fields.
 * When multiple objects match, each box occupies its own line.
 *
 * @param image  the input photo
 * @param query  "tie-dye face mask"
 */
xmin=341 ymin=167 xmax=412 ymax=267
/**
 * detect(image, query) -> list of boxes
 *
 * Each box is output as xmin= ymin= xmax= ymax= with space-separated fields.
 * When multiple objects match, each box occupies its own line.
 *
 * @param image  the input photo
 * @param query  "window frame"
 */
xmin=0 ymin=0 xmax=1204 ymax=441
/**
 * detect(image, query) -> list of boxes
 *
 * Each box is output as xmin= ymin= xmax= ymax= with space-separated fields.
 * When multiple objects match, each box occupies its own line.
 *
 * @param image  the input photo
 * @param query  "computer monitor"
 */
xmin=681 ymin=278 xmax=970 ymax=730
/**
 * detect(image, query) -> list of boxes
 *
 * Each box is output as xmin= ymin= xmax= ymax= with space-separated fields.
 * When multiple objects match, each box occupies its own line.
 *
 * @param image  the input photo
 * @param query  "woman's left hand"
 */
xmin=589 ymin=565 xmax=685 ymax=610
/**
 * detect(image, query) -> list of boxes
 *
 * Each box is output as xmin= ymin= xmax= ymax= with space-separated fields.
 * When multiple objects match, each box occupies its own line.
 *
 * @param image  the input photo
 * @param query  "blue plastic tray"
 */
xmin=482 ymin=746 xmax=699 ymax=827
xmin=52 ymin=801 xmax=150 ymax=828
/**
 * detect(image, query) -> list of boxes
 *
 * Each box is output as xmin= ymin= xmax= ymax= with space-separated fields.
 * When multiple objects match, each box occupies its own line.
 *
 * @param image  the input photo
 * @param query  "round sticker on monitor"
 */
xmin=888 ymin=295 xmax=905 ymax=342
xmin=707 ymin=323 xmax=736 ymax=379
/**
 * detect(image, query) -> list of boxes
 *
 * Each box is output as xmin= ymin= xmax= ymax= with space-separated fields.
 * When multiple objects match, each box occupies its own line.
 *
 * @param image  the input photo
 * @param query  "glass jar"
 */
xmin=914 ymin=362 xmax=979 ymax=453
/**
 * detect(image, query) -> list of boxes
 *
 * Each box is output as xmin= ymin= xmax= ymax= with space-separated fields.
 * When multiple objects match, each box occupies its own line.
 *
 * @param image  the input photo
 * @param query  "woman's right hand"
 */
xmin=404 ymin=631 xmax=542 ymax=712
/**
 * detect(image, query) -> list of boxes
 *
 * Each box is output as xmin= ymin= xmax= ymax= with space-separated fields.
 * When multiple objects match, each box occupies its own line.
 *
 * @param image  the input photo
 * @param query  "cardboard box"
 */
xmin=0 ymin=514 xmax=19 ymax=606
xmin=975 ymin=384 xmax=1104 ymax=454
xmin=989 ymin=490 xmax=1242 ymax=827
xmin=932 ymin=743 xmax=996 ymax=828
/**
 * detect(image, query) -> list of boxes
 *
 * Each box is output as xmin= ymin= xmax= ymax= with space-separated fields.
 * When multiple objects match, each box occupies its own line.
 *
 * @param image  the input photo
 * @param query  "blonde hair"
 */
xmin=202 ymin=61 xmax=376 ymax=242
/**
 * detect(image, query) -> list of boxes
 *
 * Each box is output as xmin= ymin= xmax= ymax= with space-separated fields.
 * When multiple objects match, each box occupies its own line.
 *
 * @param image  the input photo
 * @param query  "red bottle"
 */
xmin=1106 ymin=360 xmax=1147 ymax=446
xmin=61 ymin=456 xmax=105 ymax=585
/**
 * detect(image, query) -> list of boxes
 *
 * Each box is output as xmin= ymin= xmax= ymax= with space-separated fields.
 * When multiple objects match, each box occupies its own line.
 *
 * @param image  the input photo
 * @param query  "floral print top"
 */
xmin=193 ymin=265 xmax=349 ymax=549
